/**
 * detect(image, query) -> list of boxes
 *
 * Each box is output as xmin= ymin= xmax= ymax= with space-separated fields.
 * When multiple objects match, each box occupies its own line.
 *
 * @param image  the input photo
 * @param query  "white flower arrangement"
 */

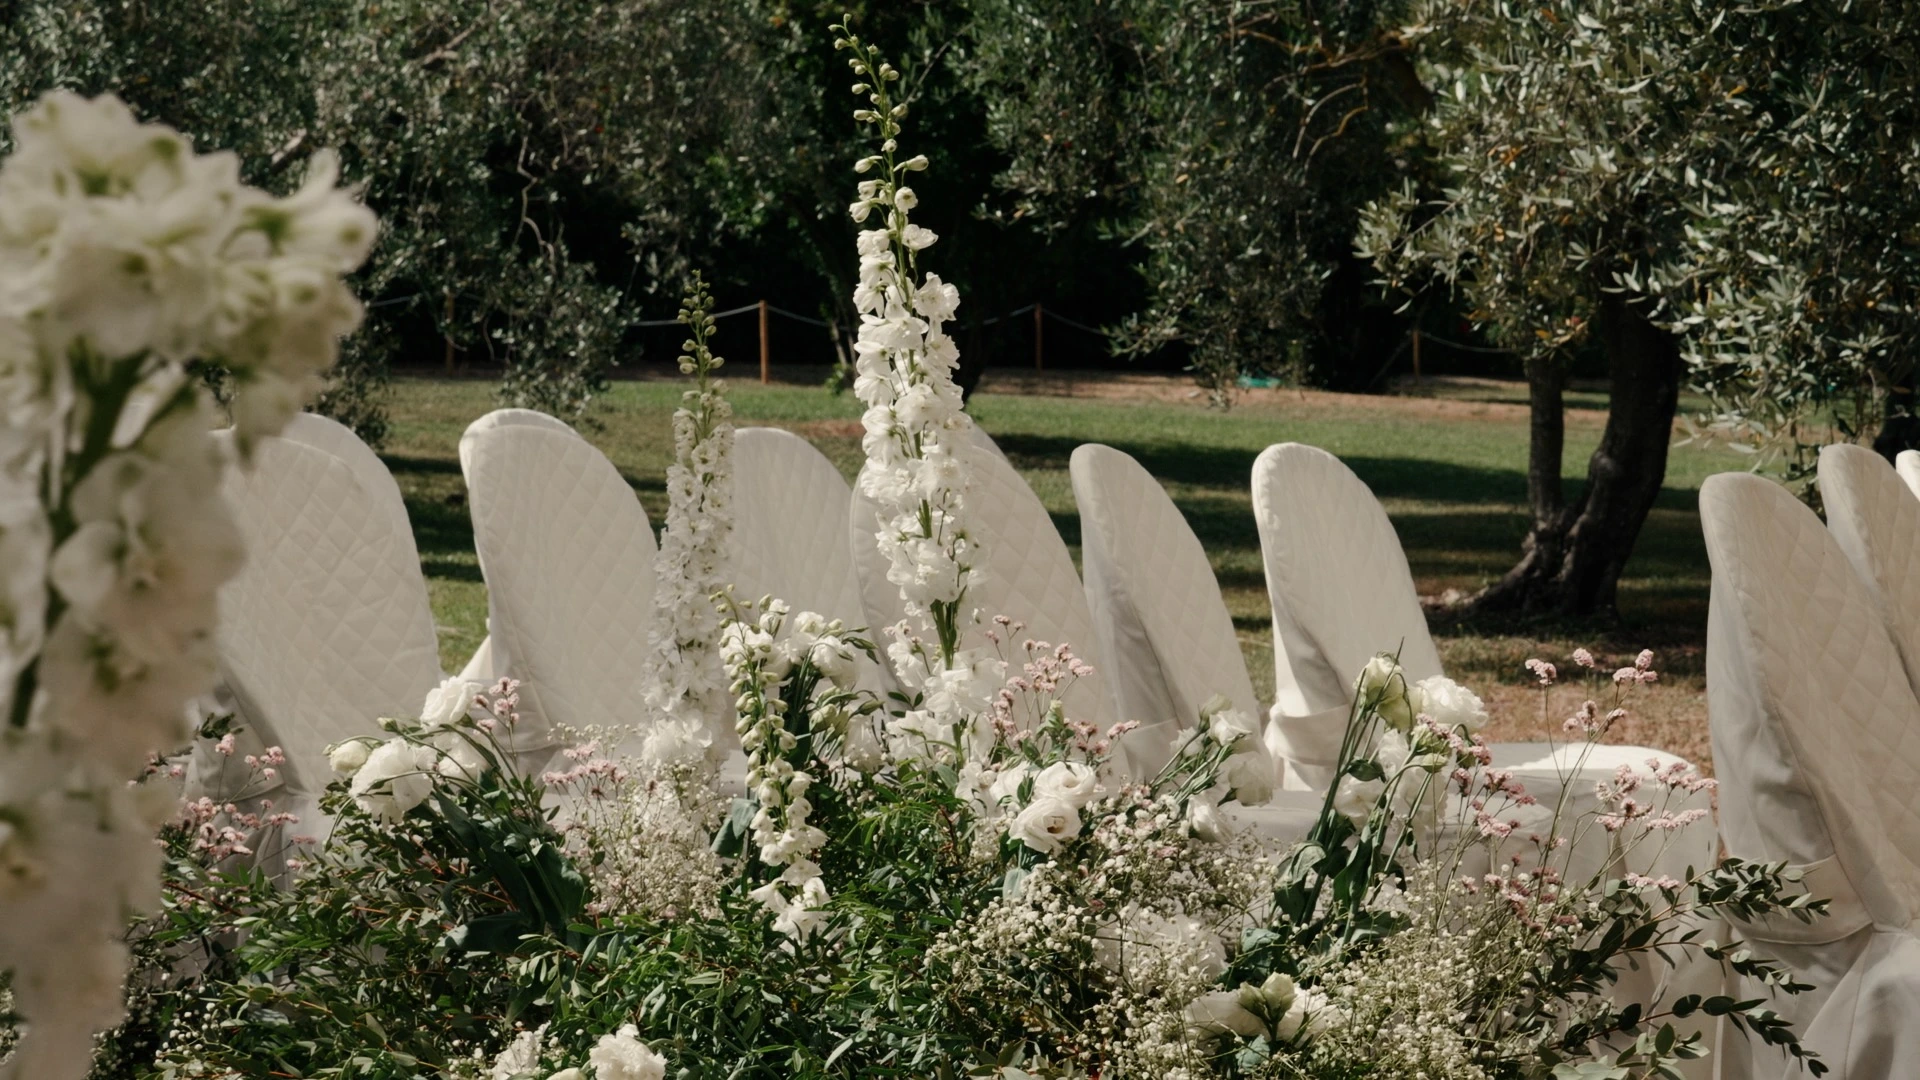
xmin=641 ymin=274 xmax=735 ymax=753
xmin=0 ymin=90 xmax=372 ymax=1078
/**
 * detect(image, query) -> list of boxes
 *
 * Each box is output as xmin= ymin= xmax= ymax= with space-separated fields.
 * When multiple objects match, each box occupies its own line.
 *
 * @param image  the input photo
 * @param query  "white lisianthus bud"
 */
xmin=1354 ymin=654 xmax=1414 ymax=731
xmin=327 ymin=739 xmax=371 ymax=776
xmin=900 ymin=154 xmax=930 ymax=171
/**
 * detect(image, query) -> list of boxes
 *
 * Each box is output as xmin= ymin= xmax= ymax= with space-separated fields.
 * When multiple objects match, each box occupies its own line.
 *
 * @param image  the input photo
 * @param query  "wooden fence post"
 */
xmin=759 ymin=299 xmax=770 ymax=385
xmin=1411 ymin=328 xmax=1422 ymax=383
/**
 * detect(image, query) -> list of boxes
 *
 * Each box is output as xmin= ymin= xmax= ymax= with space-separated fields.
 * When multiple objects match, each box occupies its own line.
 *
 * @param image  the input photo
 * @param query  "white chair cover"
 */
xmin=1251 ymin=443 xmax=1444 ymax=786
xmin=850 ymin=425 xmax=1120 ymax=734
xmin=1702 ymin=472 xmax=1920 ymax=1079
xmin=731 ymin=427 xmax=866 ymax=629
xmin=1071 ymin=443 xmax=1258 ymax=777
xmin=461 ymin=410 xmax=657 ymax=761
xmin=208 ymin=413 xmax=444 ymax=844
xmin=1820 ymin=444 xmax=1920 ymax=701
xmin=1895 ymin=449 xmax=1920 ymax=501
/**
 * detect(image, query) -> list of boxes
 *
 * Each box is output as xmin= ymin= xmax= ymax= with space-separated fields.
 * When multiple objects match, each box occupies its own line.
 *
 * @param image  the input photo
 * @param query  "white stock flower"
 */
xmin=1009 ymin=795 xmax=1081 ymax=855
xmin=420 ymin=676 xmax=484 ymax=729
xmin=1411 ymin=674 xmax=1488 ymax=732
xmin=586 ymin=1024 xmax=667 ymax=1080
xmin=349 ymin=737 xmax=438 ymax=822
xmin=1032 ymin=761 xmax=1098 ymax=809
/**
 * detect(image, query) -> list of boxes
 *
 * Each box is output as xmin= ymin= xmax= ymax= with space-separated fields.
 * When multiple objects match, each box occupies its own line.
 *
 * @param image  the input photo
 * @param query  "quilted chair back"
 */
xmin=213 ymin=414 xmax=443 ymax=801
xmin=731 ymin=428 xmax=865 ymax=627
xmin=1896 ymin=449 xmax=1920 ymax=502
xmin=850 ymin=425 xmax=1120 ymax=733
xmin=1071 ymin=443 xmax=1257 ymax=777
xmin=460 ymin=410 xmax=657 ymax=760
xmin=1702 ymin=473 xmax=1920 ymax=1077
xmin=1251 ymin=443 xmax=1443 ymax=716
xmin=1703 ymin=472 xmax=1920 ymax=920
xmin=1820 ymin=444 xmax=1920 ymax=701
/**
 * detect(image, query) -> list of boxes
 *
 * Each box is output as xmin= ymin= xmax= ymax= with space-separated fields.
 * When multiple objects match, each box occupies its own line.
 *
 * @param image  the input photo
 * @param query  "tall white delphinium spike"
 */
xmin=641 ymin=273 xmax=735 ymax=753
xmin=833 ymin=21 xmax=1001 ymax=763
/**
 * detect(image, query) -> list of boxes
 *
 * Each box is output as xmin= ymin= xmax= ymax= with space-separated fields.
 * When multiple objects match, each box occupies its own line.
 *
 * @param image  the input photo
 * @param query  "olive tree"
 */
xmin=0 ymin=0 xmax=799 ymax=441
xmin=1358 ymin=0 xmax=1920 ymax=616
xmin=965 ymin=0 xmax=1426 ymax=402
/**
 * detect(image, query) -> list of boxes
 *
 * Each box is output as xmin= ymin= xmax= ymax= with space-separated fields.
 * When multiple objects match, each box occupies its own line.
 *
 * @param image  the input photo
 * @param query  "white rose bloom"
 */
xmin=327 ymin=739 xmax=371 ymax=776
xmin=545 ymin=1070 xmax=583 ymax=1080
xmin=420 ymin=676 xmax=484 ymax=730
xmin=1032 ymin=761 xmax=1098 ymax=809
xmin=1184 ymin=989 xmax=1266 ymax=1040
xmin=985 ymin=762 xmax=1033 ymax=809
xmin=489 ymin=1025 xmax=546 ymax=1080
xmin=1411 ymin=674 xmax=1488 ymax=733
xmin=586 ymin=1024 xmax=667 ymax=1080
xmin=1009 ymin=795 xmax=1081 ymax=855
xmin=349 ymin=737 xmax=438 ymax=822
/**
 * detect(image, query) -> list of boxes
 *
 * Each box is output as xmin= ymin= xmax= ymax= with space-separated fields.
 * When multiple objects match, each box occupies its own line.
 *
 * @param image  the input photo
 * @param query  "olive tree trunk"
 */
xmin=1473 ymin=293 xmax=1682 ymax=618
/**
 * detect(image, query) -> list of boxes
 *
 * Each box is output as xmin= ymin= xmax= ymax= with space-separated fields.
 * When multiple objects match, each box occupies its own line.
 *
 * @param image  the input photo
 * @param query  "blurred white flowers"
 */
xmin=0 ymin=89 xmax=371 ymax=1078
xmin=586 ymin=1024 xmax=667 ymax=1080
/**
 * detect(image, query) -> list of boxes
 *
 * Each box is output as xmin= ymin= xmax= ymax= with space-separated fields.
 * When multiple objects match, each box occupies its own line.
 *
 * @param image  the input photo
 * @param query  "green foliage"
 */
xmin=0 ymin=0 xmax=804 ymax=440
xmin=1357 ymin=0 xmax=1920 ymax=458
xmin=965 ymin=0 xmax=1422 ymax=402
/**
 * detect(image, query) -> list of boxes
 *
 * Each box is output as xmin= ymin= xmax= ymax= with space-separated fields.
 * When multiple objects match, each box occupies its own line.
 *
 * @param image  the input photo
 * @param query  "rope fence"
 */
xmin=381 ymin=289 xmax=1111 ymax=383
xmin=378 ymin=288 xmax=1513 ymax=387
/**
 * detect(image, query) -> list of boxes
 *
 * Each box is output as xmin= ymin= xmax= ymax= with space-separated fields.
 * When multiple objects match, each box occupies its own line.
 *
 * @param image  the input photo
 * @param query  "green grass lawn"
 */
xmin=383 ymin=368 xmax=1752 ymax=767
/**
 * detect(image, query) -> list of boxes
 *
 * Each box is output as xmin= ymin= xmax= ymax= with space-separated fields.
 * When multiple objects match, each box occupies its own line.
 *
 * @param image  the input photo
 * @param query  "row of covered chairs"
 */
xmin=208 ymin=410 xmax=1694 ymax=855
